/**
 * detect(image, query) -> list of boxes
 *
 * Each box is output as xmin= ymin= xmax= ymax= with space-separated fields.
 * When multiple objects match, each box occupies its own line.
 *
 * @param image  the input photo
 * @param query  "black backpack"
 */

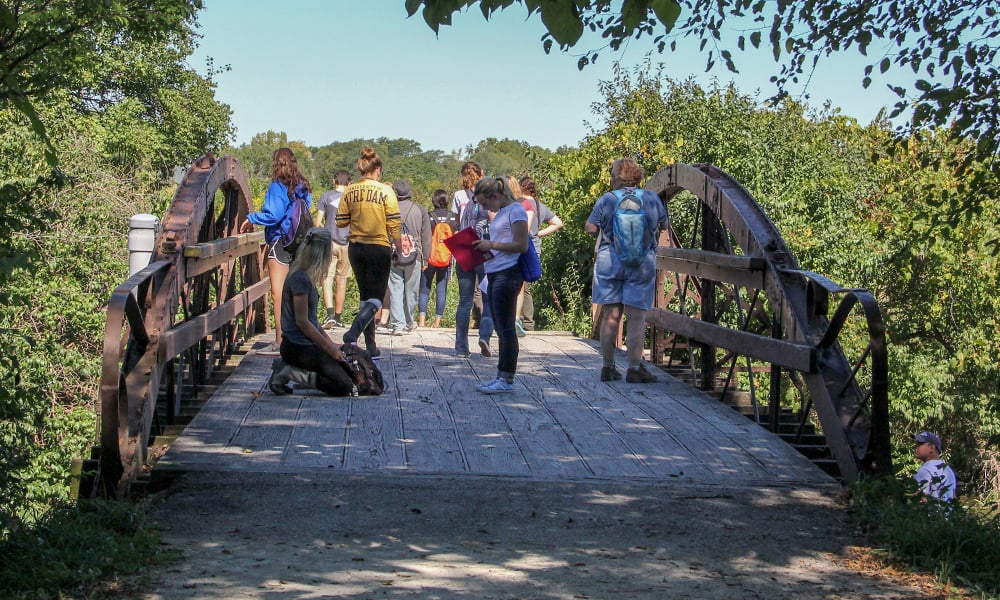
xmin=341 ymin=344 xmax=385 ymax=396
xmin=280 ymin=183 xmax=314 ymax=256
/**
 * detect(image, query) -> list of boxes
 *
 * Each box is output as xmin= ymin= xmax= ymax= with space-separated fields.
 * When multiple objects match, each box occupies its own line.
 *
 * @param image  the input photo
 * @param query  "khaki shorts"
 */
xmin=327 ymin=242 xmax=352 ymax=280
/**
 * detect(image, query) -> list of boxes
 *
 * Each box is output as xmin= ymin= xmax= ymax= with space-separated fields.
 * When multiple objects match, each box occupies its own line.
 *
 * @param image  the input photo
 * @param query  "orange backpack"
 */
xmin=427 ymin=218 xmax=455 ymax=267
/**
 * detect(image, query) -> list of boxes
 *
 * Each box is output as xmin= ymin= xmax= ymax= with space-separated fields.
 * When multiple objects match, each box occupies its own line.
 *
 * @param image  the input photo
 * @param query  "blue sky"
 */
xmin=189 ymin=1 xmax=904 ymax=154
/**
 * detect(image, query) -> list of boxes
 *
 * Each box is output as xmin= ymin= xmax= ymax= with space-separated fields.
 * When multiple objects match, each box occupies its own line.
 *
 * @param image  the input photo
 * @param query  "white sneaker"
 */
xmin=476 ymin=377 xmax=514 ymax=394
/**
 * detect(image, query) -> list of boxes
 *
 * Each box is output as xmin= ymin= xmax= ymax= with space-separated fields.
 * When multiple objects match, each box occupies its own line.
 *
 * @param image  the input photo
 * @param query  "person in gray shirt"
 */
xmin=314 ymin=170 xmax=353 ymax=328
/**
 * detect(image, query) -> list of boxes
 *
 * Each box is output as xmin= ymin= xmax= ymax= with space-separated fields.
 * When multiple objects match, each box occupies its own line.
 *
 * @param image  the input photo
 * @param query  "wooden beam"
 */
xmin=184 ymin=232 xmax=264 ymax=258
xmin=657 ymin=247 xmax=767 ymax=290
xmin=646 ymin=308 xmax=815 ymax=372
xmin=184 ymin=232 xmax=265 ymax=278
xmin=157 ymin=279 xmax=270 ymax=360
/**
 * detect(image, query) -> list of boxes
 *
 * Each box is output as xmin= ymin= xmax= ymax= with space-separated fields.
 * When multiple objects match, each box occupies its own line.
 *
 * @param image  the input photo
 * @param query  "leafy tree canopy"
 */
xmin=0 ymin=0 xmax=205 ymax=166
xmin=407 ymin=0 xmax=998 ymax=221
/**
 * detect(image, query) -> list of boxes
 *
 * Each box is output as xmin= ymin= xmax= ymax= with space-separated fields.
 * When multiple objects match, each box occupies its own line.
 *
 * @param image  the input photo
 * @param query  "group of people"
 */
xmin=239 ymin=147 xmax=666 ymax=397
xmin=242 ymin=148 xmax=577 ymax=397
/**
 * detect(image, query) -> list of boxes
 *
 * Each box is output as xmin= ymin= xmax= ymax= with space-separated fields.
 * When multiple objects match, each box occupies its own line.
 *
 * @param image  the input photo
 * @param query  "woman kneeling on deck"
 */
xmin=268 ymin=227 xmax=359 ymax=397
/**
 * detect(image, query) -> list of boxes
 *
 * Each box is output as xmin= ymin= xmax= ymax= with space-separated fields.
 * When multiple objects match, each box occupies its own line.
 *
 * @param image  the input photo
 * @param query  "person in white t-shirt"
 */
xmin=913 ymin=431 xmax=957 ymax=502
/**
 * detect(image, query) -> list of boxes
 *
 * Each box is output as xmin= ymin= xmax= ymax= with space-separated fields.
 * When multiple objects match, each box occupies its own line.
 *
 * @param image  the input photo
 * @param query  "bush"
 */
xmin=0 ymin=499 xmax=173 ymax=598
xmin=852 ymin=476 xmax=1000 ymax=596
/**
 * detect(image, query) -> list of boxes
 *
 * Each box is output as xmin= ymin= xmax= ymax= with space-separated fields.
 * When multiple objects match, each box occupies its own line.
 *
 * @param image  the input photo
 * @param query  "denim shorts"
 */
xmin=591 ymin=244 xmax=657 ymax=310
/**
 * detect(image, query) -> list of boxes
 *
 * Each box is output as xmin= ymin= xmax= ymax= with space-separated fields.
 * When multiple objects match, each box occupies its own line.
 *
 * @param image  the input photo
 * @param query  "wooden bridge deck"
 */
xmin=156 ymin=329 xmax=832 ymax=486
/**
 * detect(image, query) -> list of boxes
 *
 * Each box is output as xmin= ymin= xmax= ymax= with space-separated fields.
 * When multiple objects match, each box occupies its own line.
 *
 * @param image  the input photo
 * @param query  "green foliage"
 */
xmin=0 ymin=1 xmax=233 ymax=534
xmin=0 ymin=0 xmax=206 ymax=166
xmin=408 ymin=2 xmax=999 ymax=195
xmin=851 ymin=476 xmax=1000 ymax=596
xmin=0 ymin=499 xmax=173 ymax=598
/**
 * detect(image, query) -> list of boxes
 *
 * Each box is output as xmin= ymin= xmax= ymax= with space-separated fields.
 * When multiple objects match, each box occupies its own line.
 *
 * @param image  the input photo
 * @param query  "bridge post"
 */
xmin=128 ymin=213 xmax=160 ymax=276
xmin=699 ymin=199 xmax=718 ymax=391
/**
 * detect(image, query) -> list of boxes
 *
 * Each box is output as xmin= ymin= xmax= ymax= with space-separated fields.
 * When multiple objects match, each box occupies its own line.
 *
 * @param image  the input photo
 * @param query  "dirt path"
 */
xmin=144 ymin=471 xmax=940 ymax=599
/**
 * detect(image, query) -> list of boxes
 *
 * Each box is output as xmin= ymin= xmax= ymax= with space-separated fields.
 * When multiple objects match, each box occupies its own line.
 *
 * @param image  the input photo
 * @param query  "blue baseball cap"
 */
xmin=914 ymin=431 xmax=942 ymax=452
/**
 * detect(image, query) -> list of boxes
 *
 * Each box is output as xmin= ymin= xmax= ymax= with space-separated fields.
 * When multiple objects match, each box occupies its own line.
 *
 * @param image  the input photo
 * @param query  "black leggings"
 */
xmin=348 ymin=242 xmax=392 ymax=347
xmin=281 ymin=340 xmax=354 ymax=396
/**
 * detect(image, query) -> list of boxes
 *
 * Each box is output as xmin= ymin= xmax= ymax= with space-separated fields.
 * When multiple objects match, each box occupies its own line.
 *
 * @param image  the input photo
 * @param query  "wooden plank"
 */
xmin=157 ymin=279 xmax=270 ymax=360
xmin=284 ymin=398 xmax=352 ymax=469
xmin=156 ymin=328 xmax=833 ymax=485
xmin=343 ymin=394 xmax=406 ymax=471
xmin=392 ymin=337 xmax=454 ymax=428
xmin=627 ymin=388 xmax=770 ymax=479
xmin=490 ymin=392 xmax=591 ymax=479
xmin=646 ymin=308 xmax=815 ymax=372
xmin=183 ymin=231 xmax=264 ymax=258
xmin=447 ymin=399 xmax=529 ymax=476
xmin=656 ymin=247 xmax=767 ymax=270
xmin=400 ymin=427 xmax=466 ymax=473
xmin=657 ymin=251 xmax=766 ymax=290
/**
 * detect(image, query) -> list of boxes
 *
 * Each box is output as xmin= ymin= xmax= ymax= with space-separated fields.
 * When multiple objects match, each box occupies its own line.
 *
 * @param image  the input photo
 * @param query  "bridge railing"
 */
xmin=98 ymin=155 xmax=266 ymax=497
xmin=639 ymin=163 xmax=891 ymax=483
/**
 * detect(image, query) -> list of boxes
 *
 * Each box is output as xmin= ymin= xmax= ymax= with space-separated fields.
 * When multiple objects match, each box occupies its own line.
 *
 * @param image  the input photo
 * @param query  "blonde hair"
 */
xmin=504 ymin=175 xmax=523 ymax=199
xmin=290 ymin=227 xmax=332 ymax=285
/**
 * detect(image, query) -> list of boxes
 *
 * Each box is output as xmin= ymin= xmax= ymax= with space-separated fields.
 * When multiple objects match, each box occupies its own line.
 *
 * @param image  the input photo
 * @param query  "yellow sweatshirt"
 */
xmin=335 ymin=178 xmax=401 ymax=247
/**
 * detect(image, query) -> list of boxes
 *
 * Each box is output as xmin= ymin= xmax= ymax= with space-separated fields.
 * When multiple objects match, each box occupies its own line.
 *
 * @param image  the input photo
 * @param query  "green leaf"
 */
xmin=621 ymin=0 xmax=646 ymax=31
xmin=404 ymin=0 xmax=424 ymax=17
xmin=539 ymin=0 xmax=584 ymax=46
xmin=649 ymin=0 xmax=681 ymax=31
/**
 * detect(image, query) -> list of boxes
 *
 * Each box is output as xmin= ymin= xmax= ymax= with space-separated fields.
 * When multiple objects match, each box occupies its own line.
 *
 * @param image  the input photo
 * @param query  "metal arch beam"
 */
xmin=644 ymin=163 xmax=886 ymax=482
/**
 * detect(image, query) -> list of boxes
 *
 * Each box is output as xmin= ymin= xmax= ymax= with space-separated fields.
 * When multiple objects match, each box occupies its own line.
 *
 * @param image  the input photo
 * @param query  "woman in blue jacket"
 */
xmin=241 ymin=147 xmax=312 ymax=355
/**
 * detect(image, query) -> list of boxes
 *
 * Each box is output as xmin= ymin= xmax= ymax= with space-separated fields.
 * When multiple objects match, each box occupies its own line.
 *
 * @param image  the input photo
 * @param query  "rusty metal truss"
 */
xmin=643 ymin=163 xmax=890 ymax=482
xmin=98 ymin=155 xmax=267 ymax=497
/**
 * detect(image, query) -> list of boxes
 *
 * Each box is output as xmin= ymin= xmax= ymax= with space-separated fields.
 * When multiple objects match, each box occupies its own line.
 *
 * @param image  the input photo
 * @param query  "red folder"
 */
xmin=443 ymin=226 xmax=493 ymax=271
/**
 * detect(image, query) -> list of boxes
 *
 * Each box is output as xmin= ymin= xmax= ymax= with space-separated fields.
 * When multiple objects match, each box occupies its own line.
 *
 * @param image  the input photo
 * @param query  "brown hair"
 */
xmin=432 ymin=188 xmax=449 ymax=209
xmin=357 ymin=145 xmax=383 ymax=178
xmin=333 ymin=169 xmax=351 ymax=186
xmin=271 ymin=147 xmax=311 ymax=192
xmin=519 ymin=176 xmax=538 ymax=198
xmin=460 ymin=161 xmax=484 ymax=190
xmin=611 ymin=158 xmax=644 ymax=188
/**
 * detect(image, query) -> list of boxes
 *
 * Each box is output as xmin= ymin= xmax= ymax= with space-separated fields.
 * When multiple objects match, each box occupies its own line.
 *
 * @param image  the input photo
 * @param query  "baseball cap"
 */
xmin=392 ymin=179 xmax=412 ymax=201
xmin=914 ymin=431 xmax=942 ymax=452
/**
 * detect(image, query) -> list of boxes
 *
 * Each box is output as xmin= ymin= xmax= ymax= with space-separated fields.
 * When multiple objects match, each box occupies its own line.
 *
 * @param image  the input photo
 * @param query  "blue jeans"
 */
xmin=486 ymin=265 xmax=524 ymax=378
xmin=455 ymin=262 xmax=493 ymax=354
xmin=388 ymin=261 xmax=421 ymax=329
xmin=419 ymin=264 xmax=451 ymax=318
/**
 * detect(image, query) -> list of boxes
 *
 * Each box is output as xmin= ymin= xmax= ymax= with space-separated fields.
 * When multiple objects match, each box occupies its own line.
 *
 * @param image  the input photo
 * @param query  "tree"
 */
xmin=0 ymin=0 xmax=205 ymax=166
xmin=407 ymin=0 xmax=999 ymax=221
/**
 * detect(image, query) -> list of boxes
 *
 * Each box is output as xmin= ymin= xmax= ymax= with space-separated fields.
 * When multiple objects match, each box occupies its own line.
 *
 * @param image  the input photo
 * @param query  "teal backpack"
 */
xmin=608 ymin=188 xmax=650 ymax=268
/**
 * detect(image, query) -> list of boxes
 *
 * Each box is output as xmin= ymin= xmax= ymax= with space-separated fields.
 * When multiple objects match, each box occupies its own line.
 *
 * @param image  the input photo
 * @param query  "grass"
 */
xmin=0 ymin=499 xmax=173 ymax=599
xmin=851 ymin=477 xmax=1000 ymax=598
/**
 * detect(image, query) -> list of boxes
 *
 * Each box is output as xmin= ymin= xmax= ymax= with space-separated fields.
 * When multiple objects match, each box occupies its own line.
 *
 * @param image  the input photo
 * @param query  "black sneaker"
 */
xmin=625 ymin=364 xmax=657 ymax=383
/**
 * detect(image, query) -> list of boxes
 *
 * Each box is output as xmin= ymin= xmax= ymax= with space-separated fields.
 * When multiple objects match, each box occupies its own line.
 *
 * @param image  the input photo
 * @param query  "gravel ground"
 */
xmin=144 ymin=471 xmax=941 ymax=599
